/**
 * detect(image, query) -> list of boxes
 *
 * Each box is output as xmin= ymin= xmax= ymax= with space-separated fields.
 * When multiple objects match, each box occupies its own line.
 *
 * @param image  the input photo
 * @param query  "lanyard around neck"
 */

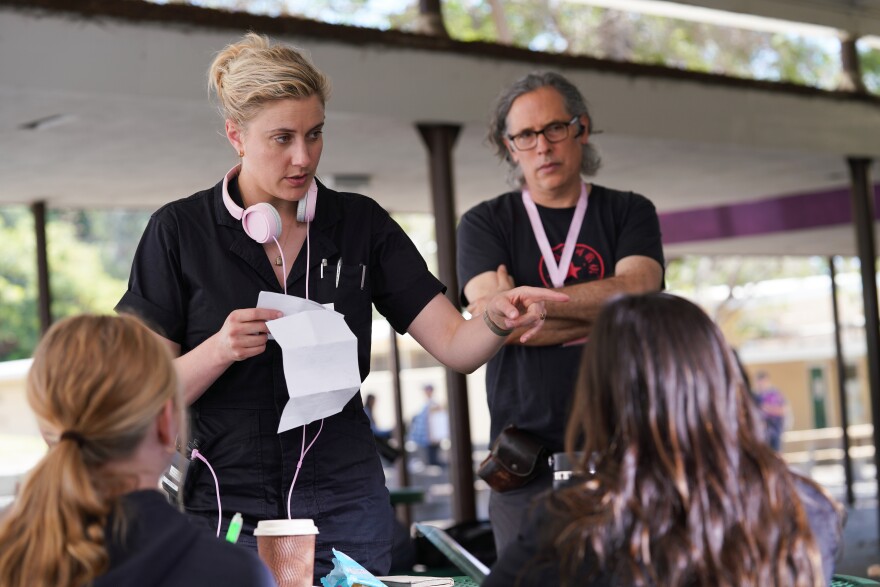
xmin=521 ymin=184 xmax=588 ymax=288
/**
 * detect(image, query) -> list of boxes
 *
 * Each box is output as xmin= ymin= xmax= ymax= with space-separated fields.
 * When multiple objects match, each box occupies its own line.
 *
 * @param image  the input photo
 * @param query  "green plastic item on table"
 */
xmin=831 ymin=575 xmax=880 ymax=586
xmin=225 ymin=512 xmax=243 ymax=544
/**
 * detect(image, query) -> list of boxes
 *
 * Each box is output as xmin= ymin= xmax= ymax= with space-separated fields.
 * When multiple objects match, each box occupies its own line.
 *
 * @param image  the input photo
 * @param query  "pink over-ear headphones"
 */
xmin=221 ymin=164 xmax=317 ymax=243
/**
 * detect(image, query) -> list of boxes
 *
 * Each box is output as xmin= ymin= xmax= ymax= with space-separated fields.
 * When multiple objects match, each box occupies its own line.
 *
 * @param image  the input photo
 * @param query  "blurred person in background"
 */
xmin=409 ymin=384 xmax=448 ymax=468
xmin=755 ymin=371 xmax=788 ymax=452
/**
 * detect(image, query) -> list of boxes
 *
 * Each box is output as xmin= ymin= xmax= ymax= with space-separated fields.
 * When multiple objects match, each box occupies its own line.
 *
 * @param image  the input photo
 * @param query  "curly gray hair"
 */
xmin=488 ymin=71 xmax=601 ymax=186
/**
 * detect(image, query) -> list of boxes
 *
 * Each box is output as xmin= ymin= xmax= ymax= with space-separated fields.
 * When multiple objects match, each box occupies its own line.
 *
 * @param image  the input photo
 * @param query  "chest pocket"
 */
xmin=310 ymin=263 xmax=371 ymax=330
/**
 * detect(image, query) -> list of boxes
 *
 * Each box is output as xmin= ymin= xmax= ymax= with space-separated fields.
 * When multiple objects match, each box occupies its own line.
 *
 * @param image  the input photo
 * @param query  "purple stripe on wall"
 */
xmin=659 ymin=185 xmax=880 ymax=244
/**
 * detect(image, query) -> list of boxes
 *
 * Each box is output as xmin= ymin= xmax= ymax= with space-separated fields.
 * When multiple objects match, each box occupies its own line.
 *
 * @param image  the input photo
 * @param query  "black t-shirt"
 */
xmin=457 ymin=185 xmax=664 ymax=451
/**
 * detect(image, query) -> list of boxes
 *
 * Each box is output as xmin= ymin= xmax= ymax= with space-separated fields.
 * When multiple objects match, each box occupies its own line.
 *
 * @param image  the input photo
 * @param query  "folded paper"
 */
xmin=259 ymin=292 xmax=360 ymax=433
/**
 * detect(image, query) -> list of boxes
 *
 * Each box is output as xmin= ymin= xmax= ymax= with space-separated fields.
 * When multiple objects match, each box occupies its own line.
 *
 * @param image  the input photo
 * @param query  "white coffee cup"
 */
xmin=254 ymin=519 xmax=319 ymax=537
xmin=254 ymin=519 xmax=319 ymax=587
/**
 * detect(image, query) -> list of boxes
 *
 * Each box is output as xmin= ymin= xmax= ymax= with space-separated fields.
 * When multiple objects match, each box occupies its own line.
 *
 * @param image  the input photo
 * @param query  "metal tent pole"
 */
xmin=417 ymin=122 xmax=476 ymax=523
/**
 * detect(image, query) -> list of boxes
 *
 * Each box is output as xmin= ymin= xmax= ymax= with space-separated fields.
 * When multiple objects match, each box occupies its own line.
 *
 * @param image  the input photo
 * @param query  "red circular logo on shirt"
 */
xmin=538 ymin=243 xmax=605 ymax=288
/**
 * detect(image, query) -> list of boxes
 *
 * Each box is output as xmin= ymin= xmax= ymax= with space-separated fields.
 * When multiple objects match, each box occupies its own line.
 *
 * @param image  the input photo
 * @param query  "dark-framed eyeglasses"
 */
xmin=507 ymin=116 xmax=581 ymax=151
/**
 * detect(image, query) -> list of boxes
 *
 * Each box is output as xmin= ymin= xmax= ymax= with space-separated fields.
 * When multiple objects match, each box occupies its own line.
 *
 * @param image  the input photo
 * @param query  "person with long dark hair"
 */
xmin=484 ymin=293 xmax=843 ymax=587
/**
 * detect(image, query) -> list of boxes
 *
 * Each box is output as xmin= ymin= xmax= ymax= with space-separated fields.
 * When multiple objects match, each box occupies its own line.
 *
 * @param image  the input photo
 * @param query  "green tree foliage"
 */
xmin=45 ymin=215 xmax=133 ymax=324
xmin=161 ymin=0 xmax=860 ymax=91
xmin=52 ymin=209 xmax=152 ymax=280
xmin=0 ymin=207 xmax=148 ymax=361
xmin=666 ymin=255 xmax=836 ymax=347
xmin=437 ymin=2 xmax=841 ymax=88
xmin=0 ymin=209 xmax=39 ymax=359
xmin=860 ymin=45 xmax=880 ymax=93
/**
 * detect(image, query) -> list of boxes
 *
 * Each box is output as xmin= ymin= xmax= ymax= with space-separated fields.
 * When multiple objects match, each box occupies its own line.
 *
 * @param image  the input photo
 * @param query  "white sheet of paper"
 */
xmin=257 ymin=291 xmax=328 ymax=315
xmin=278 ymin=388 xmax=359 ymax=432
xmin=266 ymin=308 xmax=360 ymax=433
xmin=257 ymin=291 xmax=334 ymax=340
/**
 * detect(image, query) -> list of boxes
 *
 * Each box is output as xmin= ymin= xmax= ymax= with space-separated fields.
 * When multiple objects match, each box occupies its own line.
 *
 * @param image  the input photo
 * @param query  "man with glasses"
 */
xmin=457 ymin=71 xmax=665 ymax=555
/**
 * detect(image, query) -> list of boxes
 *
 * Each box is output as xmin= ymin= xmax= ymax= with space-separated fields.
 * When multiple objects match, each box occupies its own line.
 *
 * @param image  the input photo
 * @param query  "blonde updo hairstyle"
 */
xmin=0 ymin=314 xmax=183 ymax=587
xmin=208 ymin=32 xmax=331 ymax=127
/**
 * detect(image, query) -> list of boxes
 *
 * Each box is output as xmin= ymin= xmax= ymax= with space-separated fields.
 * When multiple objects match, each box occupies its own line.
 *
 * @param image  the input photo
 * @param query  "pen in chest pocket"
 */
xmin=327 ymin=259 xmax=366 ymax=289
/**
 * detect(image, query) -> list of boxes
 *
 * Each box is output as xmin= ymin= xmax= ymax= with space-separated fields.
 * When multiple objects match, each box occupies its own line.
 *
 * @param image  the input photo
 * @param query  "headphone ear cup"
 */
xmin=241 ymin=203 xmax=282 ymax=244
xmin=296 ymin=180 xmax=318 ymax=223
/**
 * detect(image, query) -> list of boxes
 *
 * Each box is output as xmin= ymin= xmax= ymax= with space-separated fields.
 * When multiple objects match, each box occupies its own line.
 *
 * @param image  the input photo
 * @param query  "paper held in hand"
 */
xmin=258 ymin=291 xmax=361 ymax=433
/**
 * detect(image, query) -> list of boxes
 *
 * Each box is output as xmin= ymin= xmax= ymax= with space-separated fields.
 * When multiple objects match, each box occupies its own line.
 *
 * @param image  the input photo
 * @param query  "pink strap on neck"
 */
xmin=521 ymin=184 xmax=588 ymax=288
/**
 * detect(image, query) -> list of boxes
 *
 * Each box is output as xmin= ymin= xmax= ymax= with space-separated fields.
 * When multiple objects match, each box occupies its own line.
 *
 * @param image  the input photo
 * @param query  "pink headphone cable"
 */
xmin=191 ymin=421 xmax=325 ymax=535
xmin=304 ymin=221 xmax=311 ymax=300
xmin=191 ymin=448 xmax=222 ymax=537
xmin=219 ymin=173 xmax=326 ymax=525
xmin=272 ymin=218 xmax=311 ymax=299
xmin=287 ymin=418 xmax=324 ymax=519
xmin=272 ymin=216 xmax=321 ymax=519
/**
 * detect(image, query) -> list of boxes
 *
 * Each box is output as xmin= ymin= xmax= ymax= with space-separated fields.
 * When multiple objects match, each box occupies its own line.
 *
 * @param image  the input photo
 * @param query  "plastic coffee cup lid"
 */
xmin=253 ymin=519 xmax=319 ymax=536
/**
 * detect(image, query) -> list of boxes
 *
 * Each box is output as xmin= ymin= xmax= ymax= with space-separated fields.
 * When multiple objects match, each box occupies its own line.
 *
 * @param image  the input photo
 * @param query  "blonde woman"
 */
xmin=0 ymin=315 xmax=275 ymax=587
xmin=116 ymin=33 xmax=565 ymax=581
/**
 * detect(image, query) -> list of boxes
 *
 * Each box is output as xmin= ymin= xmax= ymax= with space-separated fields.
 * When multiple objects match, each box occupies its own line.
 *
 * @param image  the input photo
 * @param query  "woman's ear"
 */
xmin=156 ymin=399 xmax=177 ymax=450
xmin=225 ymin=119 xmax=244 ymax=155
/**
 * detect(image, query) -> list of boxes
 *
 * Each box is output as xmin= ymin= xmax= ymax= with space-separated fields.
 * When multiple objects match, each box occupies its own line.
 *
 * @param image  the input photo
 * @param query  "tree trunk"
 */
xmin=488 ymin=0 xmax=512 ymax=44
xmin=414 ymin=0 xmax=450 ymax=38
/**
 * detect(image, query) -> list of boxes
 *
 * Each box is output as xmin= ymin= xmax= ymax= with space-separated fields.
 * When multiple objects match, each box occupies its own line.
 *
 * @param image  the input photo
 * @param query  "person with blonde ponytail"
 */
xmin=0 ymin=315 xmax=275 ymax=587
xmin=484 ymin=293 xmax=843 ymax=587
xmin=116 ymin=32 xmax=564 ymax=582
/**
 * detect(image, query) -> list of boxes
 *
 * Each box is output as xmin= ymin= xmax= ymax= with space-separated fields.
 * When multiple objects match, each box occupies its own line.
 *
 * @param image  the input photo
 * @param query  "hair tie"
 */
xmin=59 ymin=430 xmax=86 ymax=447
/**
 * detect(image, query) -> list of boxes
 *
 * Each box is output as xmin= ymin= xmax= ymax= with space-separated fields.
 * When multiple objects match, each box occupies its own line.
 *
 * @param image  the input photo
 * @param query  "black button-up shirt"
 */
xmin=118 ymin=176 xmax=444 ymax=577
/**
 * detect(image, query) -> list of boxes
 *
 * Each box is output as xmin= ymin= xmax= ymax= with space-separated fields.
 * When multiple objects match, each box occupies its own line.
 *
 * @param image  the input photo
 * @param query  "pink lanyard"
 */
xmin=522 ymin=183 xmax=588 ymax=288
